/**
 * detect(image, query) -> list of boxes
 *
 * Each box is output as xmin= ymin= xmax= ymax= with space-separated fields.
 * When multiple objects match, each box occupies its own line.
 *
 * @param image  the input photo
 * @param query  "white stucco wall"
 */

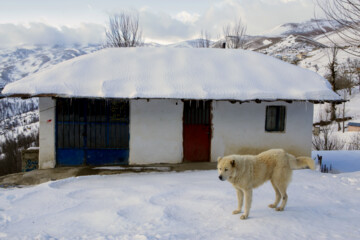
xmin=211 ymin=101 xmax=314 ymax=161
xmin=41 ymin=98 xmax=313 ymax=167
xmin=129 ymin=99 xmax=184 ymax=164
xmin=39 ymin=97 xmax=56 ymax=169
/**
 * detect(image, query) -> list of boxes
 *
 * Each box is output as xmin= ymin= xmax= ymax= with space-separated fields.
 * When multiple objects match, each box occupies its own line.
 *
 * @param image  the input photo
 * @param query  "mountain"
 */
xmin=0 ymin=44 xmax=102 ymax=147
xmin=0 ymin=44 xmax=101 ymax=88
xmin=262 ymin=19 xmax=343 ymax=37
xmin=166 ymin=39 xmax=215 ymax=48
xmin=247 ymin=34 xmax=327 ymax=59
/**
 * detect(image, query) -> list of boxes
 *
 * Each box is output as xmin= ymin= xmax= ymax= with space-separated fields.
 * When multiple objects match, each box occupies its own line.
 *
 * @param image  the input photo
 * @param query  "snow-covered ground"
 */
xmin=1 ymin=153 xmax=360 ymax=240
xmin=312 ymin=150 xmax=360 ymax=173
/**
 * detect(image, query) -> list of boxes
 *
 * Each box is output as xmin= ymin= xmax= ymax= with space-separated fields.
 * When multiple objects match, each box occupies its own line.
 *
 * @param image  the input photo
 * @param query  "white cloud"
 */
xmin=139 ymin=10 xmax=197 ymax=44
xmin=0 ymin=23 xmax=105 ymax=47
xmin=123 ymin=0 xmax=316 ymax=43
xmin=0 ymin=0 xmax=317 ymax=46
xmin=197 ymin=0 xmax=248 ymax=36
xmin=138 ymin=1 xmax=248 ymax=43
xmin=173 ymin=11 xmax=200 ymax=24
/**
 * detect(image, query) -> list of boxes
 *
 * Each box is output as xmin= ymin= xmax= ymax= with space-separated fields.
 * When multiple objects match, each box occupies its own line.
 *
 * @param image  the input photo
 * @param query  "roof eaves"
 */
xmin=1 ymin=94 xmax=345 ymax=104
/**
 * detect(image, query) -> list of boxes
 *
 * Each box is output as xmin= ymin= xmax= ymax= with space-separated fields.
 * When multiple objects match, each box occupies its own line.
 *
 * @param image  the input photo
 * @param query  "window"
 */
xmin=265 ymin=106 xmax=286 ymax=132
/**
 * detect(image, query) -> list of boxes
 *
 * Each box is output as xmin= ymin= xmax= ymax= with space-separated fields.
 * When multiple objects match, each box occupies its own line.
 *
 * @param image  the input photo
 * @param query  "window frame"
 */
xmin=265 ymin=105 xmax=286 ymax=132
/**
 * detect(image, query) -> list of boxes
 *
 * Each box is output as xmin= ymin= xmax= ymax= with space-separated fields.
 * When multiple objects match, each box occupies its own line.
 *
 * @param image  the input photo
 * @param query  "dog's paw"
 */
xmin=268 ymin=204 xmax=277 ymax=208
xmin=240 ymin=214 xmax=248 ymax=220
xmin=232 ymin=209 xmax=242 ymax=215
xmin=275 ymin=207 xmax=284 ymax=211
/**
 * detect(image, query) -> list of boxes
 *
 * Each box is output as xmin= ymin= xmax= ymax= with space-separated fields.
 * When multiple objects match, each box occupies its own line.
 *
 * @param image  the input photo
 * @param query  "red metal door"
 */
xmin=183 ymin=101 xmax=211 ymax=162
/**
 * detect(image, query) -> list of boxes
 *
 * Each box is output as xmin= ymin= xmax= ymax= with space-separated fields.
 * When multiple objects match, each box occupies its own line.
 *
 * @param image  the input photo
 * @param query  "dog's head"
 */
xmin=217 ymin=156 xmax=236 ymax=181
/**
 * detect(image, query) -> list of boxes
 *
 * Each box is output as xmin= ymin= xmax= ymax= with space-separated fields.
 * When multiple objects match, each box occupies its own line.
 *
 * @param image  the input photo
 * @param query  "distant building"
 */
xmin=348 ymin=122 xmax=360 ymax=132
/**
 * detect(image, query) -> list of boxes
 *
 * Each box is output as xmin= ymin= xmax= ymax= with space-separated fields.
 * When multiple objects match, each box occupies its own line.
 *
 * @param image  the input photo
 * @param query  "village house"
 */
xmin=348 ymin=122 xmax=360 ymax=132
xmin=2 ymin=48 xmax=342 ymax=169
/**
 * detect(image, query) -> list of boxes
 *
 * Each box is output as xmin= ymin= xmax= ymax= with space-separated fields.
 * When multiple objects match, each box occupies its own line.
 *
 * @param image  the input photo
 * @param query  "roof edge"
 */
xmin=1 ymin=93 xmax=345 ymax=104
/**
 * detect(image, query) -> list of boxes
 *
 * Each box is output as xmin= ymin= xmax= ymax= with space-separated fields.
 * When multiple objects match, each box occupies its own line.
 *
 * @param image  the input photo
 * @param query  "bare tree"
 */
xmin=312 ymin=108 xmax=346 ymax=150
xmin=222 ymin=18 xmax=247 ymax=49
xmin=337 ymin=90 xmax=348 ymax=133
xmin=312 ymin=124 xmax=345 ymax=150
xmin=105 ymin=12 xmax=143 ymax=48
xmin=337 ymin=58 xmax=356 ymax=94
xmin=315 ymin=0 xmax=360 ymax=56
xmin=325 ymin=46 xmax=340 ymax=121
xmin=347 ymin=132 xmax=360 ymax=150
xmin=195 ymin=30 xmax=211 ymax=48
xmin=348 ymin=58 xmax=360 ymax=91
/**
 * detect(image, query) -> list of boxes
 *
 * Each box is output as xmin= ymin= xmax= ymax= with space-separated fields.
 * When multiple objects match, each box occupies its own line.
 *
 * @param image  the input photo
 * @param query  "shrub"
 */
xmin=0 ymin=132 xmax=39 ymax=176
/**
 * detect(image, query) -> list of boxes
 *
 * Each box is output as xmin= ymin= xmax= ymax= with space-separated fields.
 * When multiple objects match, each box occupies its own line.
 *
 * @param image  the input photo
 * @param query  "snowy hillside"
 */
xmin=0 ymin=44 xmax=101 ymax=87
xmin=297 ymin=46 xmax=360 ymax=116
xmin=262 ymin=19 xmax=342 ymax=37
xmin=0 ymin=110 xmax=38 ymax=144
xmin=0 ymin=166 xmax=360 ymax=239
xmin=251 ymin=21 xmax=360 ymax=136
xmin=0 ymin=45 xmax=101 ymax=144
xmin=254 ymin=35 xmax=326 ymax=58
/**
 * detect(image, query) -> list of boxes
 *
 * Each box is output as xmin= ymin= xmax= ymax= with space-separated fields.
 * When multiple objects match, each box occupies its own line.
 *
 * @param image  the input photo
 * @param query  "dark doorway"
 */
xmin=183 ymin=100 xmax=211 ymax=162
xmin=56 ymin=98 xmax=129 ymax=166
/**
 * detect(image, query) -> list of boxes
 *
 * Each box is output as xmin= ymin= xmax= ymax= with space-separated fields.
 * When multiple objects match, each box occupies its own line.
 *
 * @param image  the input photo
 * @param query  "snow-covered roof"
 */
xmin=2 ymin=47 xmax=342 ymax=102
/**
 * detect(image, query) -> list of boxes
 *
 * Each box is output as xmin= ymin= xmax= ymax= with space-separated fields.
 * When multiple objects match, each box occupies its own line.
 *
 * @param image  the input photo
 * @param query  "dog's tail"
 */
xmin=289 ymin=156 xmax=315 ymax=170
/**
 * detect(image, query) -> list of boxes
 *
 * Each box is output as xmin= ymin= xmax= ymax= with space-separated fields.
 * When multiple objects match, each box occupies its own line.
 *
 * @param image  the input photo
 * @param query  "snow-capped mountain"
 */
xmin=262 ymin=19 xmax=343 ymax=37
xmin=165 ymin=39 xmax=214 ymax=48
xmin=245 ymin=34 xmax=326 ymax=52
xmin=0 ymin=44 xmax=102 ymax=88
xmin=0 ymin=44 xmax=102 ymax=147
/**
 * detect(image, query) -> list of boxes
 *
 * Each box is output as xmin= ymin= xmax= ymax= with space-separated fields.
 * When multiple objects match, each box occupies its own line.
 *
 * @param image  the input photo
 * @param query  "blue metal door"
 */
xmin=56 ymin=98 xmax=129 ymax=166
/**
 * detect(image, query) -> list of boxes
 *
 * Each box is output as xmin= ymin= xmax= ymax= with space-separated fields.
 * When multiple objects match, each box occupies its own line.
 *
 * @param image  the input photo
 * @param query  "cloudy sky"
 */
xmin=0 ymin=0 xmax=322 ymax=46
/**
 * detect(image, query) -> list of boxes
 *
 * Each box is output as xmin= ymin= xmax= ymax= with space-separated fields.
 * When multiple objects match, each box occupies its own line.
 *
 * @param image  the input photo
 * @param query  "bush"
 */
xmin=347 ymin=132 xmax=360 ymax=150
xmin=312 ymin=125 xmax=345 ymax=150
xmin=0 ymin=132 xmax=39 ymax=176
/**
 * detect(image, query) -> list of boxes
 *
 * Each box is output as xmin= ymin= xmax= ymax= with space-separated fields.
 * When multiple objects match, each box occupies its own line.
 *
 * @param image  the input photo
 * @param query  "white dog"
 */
xmin=217 ymin=149 xmax=315 ymax=219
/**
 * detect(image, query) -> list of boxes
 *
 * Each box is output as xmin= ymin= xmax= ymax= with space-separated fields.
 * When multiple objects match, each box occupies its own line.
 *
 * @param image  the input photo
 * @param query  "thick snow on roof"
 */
xmin=2 ymin=47 xmax=341 ymax=102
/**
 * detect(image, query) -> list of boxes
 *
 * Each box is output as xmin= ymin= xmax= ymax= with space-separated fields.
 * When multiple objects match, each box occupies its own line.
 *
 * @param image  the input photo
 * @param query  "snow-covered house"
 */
xmin=2 ymin=48 xmax=341 ymax=169
xmin=348 ymin=122 xmax=360 ymax=132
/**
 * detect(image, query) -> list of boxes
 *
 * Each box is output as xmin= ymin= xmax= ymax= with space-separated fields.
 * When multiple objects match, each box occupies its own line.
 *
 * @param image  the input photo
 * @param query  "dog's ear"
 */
xmin=231 ymin=159 xmax=235 ymax=167
xmin=217 ymin=157 xmax=222 ymax=162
